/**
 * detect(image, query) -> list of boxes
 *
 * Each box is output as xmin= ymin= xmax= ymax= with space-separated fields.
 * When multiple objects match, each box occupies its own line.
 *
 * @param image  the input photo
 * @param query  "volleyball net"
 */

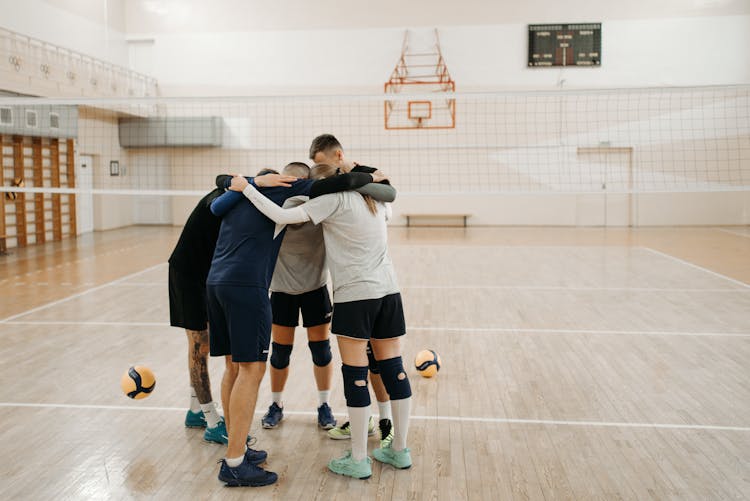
xmin=0 ymin=85 xmax=748 ymax=246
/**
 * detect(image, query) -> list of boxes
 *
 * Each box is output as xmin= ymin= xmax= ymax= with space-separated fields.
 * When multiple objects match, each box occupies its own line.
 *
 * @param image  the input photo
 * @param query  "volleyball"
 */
xmin=414 ymin=349 xmax=441 ymax=378
xmin=5 ymin=178 xmax=24 ymax=201
xmin=121 ymin=365 xmax=156 ymax=399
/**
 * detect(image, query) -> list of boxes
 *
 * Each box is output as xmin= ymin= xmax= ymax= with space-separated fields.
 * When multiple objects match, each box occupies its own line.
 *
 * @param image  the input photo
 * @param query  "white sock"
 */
xmin=272 ymin=392 xmax=283 ymax=406
xmin=348 ymin=406 xmax=370 ymax=461
xmin=390 ymin=397 xmax=411 ymax=451
xmin=200 ymin=402 xmax=221 ymax=428
xmin=225 ymin=455 xmax=244 ymax=467
xmin=318 ymin=390 xmax=330 ymax=406
xmin=377 ymin=400 xmax=392 ymax=421
xmin=189 ymin=387 xmax=201 ymax=413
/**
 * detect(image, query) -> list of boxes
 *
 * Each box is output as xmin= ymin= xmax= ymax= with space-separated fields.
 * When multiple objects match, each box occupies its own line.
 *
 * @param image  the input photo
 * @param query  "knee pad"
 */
xmin=341 ymin=364 xmax=371 ymax=408
xmin=269 ymin=342 xmax=293 ymax=369
xmin=377 ymin=357 xmax=412 ymax=400
xmin=366 ymin=342 xmax=379 ymax=374
xmin=308 ymin=339 xmax=332 ymax=367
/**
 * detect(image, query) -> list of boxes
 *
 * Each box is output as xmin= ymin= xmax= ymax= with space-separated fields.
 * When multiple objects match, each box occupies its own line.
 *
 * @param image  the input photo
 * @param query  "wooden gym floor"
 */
xmin=0 ymin=225 xmax=748 ymax=500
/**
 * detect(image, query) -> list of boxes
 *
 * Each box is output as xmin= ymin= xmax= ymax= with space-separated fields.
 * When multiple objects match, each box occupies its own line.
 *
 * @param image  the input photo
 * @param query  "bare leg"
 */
xmin=221 ymin=356 xmax=238 ymax=433
xmin=370 ymin=373 xmax=388 ymax=403
xmin=186 ymin=329 xmax=212 ymax=403
xmin=226 ymin=361 xmax=267 ymax=459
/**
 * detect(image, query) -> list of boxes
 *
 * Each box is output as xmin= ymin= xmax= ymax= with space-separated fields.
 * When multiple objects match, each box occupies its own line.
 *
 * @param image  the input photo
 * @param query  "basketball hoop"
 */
xmin=384 ymin=29 xmax=456 ymax=130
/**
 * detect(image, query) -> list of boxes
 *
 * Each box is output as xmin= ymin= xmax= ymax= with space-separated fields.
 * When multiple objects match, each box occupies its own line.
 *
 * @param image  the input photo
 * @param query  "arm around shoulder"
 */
xmin=309 ymin=172 xmax=373 ymax=198
xmin=241 ymin=183 xmax=311 ymax=225
xmin=356 ymin=182 xmax=396 ymax=202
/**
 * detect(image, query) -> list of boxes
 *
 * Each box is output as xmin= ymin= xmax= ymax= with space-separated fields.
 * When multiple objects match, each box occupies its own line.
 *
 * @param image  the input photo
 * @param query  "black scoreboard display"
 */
xmin=528 ymin=23 xmax=601 ymax=67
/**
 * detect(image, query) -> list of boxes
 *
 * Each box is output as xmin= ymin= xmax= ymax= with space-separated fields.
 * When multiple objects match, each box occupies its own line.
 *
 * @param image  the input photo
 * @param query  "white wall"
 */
xmin=77 ymin=108 xmax=133 ymax=230
xmin=134 ymin=15 xmax=750 ymax=96
xmin=0 ymin=0 xmax=129 ymax=67
xmin=123 ymin=0 xmax=749 ymax=32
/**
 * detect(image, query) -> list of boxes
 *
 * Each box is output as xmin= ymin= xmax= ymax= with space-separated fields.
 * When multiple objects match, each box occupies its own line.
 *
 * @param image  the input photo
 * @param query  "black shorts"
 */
xmin=168 ymin=264 xmax=208 ymax=331
xmin=331 ymin=293 xmax=406 ymax=340
xmin=206 ymin=284 xmax=272 ymax=363
xmin=271 ymin=286 xmax=332 ymax=328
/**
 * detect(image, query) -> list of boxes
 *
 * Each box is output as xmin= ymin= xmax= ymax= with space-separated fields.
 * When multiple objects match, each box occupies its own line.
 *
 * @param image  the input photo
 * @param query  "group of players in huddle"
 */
xmin=168 ymin=134 xmax=413 ymax=486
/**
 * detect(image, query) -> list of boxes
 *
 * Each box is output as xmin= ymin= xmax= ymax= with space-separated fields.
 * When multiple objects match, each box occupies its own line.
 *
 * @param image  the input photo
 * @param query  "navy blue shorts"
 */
xmin=331 ymin=293 xmax=406 ymax=340
xmin=206 ymin=284 xmax=272 ymax=363
xmin=271 ymin=286 xmax=332 ymax=328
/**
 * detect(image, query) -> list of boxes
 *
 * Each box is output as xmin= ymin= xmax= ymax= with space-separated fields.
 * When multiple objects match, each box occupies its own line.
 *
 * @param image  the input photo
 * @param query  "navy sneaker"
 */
xmin=261 ymin=402 xmax=283 ymax=429
xmin=245 ymin=447 xmax=268 ymax=466
xmin=317 ymin=403 xmax=336 ymax=429
xmin=218 ymin=457 xmax=278 ymax=487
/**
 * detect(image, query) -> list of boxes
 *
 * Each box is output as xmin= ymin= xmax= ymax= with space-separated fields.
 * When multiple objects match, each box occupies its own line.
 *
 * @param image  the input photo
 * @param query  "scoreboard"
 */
xmin=528 ymin=23 xmax=601 ymax=67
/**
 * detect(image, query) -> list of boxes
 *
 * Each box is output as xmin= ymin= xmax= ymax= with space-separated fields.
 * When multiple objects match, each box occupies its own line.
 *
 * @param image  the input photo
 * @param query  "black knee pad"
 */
xmin=308 ymin=339 xmax=332 ymax=367
xmin=366 ymin=342 xmax=379 ymax=374
xmin=269 ymin=342 xmax=293 ymax=369
xmin=377 ymin=357 xmax=412 ymax=400
xmin=341 ymin=364 xmax=370 ymax=408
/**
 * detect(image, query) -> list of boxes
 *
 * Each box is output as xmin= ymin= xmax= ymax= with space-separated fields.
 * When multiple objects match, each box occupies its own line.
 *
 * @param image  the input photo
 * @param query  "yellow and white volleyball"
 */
xmin=121 ymin=365 xmax=156 ymax=399
xmin=414 ymin=349 xmax=441 ymax=378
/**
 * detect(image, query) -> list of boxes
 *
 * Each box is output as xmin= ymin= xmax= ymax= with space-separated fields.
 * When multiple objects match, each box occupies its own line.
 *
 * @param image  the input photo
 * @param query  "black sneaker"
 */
xmin=218 ymin=457 xmax=278 ymax=487
xmin=379 ymin=418 xmax=393 ymax=448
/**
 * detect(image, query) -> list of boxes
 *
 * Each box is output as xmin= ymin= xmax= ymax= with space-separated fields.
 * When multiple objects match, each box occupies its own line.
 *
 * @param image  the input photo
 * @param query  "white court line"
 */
xmin=3 ymin=321 xmax=169 ymax=327
xmin=408 ymin=326 xmax=750 ymax=338
xmin=3 ymin=321 xmax=749 ymax=338
xmin=1 ymin=402 xmax=747 ymax=432
xmin=390 ymin=244 xmax=632 ymax=249
xmin=400 ymin=285 xmax=747 ymax=293
xmin=0 ymin=263 xmax=168 ymax=323
xmin=714 ymin=228 xmax=750 ymax=239
xmin=112 ymin=283 xmax=164 ymax=287
xmin=641 ymin=247 xmax=750 ymax=289
xmin=11 ymin=282 xmax=750 ymax=293
xmin=110 ymin=282 xmax=749 ymax=292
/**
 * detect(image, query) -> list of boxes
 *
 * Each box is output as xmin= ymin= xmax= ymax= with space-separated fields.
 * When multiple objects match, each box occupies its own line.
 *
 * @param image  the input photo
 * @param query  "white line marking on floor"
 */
xmin=104 ymin=283 xmax=749 ymax=292
xmin=113 ymin=282 xmax=164 ymax=287
xmin=2 ymin=321 xmax=748 ymax=337
xmin=390 ymin=244 xmax=633 ymax=249
xmin=1 ymin=402 xmax=747 ymax=432
xmin=408 ymin=327 xmax=750 ymax=338
xmin=714 ymin=228 xmax=750 ymax=239
xmin=3 ymin=321 xmax=169 ymax=327
xmin=0 ymin=263 xmax=168 ymax=323
xmin=641 ymin=247 xmax=749 ymax=289
xmin=400 ymin=285 xmax=747 ymax=292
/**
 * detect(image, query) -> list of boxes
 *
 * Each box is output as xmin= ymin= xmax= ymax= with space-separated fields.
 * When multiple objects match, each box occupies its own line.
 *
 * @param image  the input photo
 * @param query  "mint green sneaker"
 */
xmin=185 ymin=410 xmax=206 ymax=428
xmin=327 ymin=450 xmax=372 ymax=479
xmin=373 ymin=444 xmax=412 ymax=469
xmin=204 ymin=419 xmax=228 ymax=444
xmin=327 ymin=416 xmax=376 ymax=440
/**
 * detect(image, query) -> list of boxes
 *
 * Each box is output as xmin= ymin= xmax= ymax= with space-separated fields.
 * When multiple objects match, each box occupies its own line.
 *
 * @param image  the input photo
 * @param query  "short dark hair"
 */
xmin=309 ymin=134 xmax=342 ymax=160
xmin=256 ymin=168 xmax=279 ymax=176
xmin=282 ymin=162 xmax=310 ymax=178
